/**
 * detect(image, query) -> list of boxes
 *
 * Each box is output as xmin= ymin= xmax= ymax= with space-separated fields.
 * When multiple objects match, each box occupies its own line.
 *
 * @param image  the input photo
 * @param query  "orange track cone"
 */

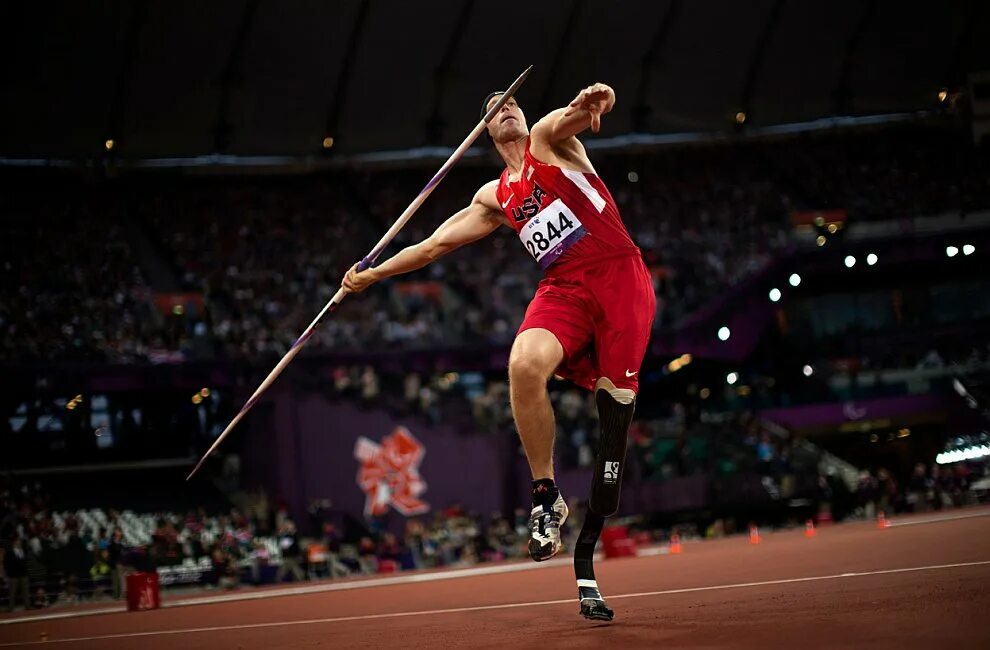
xmin=670 ymin=533 xmax=682 ymax=554
xmin=877 ymin=512 xmax=890 ymax=529
xmin=805 ymin=519 xmax=816 ymax=538
xmin=749 ymin=525 xmax=761 ymax=544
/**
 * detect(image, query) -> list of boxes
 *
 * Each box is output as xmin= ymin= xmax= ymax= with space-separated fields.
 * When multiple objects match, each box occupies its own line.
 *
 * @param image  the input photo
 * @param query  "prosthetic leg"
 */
xmin=575 ymin=511 xmax=612 ymax=620
xmin=575 ymin=378 xmax=635 ymax=621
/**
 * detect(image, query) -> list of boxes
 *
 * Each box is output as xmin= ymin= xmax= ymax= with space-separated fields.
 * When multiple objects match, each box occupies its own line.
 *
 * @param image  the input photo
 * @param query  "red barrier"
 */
xmin=601 ymin=525 xmax=637 ymax=558
xmin=377 ymin=560 xmax=399 ymax=574
xmin=126 ymin=572 xmax=160 ymax=612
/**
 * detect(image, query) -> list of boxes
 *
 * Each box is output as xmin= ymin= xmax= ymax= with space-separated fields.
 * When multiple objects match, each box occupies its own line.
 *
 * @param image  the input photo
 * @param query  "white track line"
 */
xmin=888 ymin=510 xmax=990 ymax=528
xmin=0 ymin=608 xmax=125 ymax=625
xmin=2 ymin=560 xmax=988 ymax=647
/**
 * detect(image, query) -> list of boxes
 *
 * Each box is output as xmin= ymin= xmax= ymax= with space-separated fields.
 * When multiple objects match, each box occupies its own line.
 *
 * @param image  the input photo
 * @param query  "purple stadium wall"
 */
xmin=242 ymin=388 xmax=506 ymax=529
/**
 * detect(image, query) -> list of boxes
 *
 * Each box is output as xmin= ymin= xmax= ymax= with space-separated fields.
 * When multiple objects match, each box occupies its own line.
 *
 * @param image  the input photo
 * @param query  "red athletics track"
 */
xmin=2 ymin=508 xmax=989 ymax=649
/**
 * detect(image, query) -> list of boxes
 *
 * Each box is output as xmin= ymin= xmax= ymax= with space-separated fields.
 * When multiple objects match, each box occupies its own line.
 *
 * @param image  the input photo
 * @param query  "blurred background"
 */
xmin=2 ymin=0 xmax=990 ymax=610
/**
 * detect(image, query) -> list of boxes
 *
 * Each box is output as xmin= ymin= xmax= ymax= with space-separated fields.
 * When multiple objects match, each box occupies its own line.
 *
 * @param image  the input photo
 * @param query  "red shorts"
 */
xmin=517 ymin=252 xmax=656 ymax=393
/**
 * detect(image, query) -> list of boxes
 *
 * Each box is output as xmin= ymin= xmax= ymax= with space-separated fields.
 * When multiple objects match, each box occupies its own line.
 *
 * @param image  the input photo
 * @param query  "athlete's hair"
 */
xmin=480 ymin=91 xmax=505 ymax=143
xmin=480 ymin=91 xmax=505 ymax=120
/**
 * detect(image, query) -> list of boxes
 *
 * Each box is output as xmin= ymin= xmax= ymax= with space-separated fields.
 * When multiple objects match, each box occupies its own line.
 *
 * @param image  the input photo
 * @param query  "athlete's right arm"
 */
xmin=342 ymin=181 xmax=504 ymax=293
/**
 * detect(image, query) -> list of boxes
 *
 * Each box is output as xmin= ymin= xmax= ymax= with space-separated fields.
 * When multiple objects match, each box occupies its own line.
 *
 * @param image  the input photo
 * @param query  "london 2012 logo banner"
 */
xmin=354 ymin=426 xmax=430 ymax=517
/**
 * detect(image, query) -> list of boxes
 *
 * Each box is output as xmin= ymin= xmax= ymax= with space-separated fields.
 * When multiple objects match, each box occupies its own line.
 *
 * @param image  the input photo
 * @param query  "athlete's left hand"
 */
xmin=564 ymin=83 xmax=615 ymax=133
xmin=342 ymin=262 xmax=380 ymax=294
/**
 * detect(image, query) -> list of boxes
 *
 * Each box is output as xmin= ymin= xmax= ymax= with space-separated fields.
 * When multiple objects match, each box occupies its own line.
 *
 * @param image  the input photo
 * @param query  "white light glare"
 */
xmin=963 ymin=244 xmax=975 ymax=256
xmin=936 ymin=445 xmax=990 ymax=465
xmin=726 ymin=372 xmax=739 ymax=385
xmin=769 ymin=288 xmax=781 ymax=302
xmin=789 ymin=273 xmax=801 ymax=287
xmin=844 ymin=255 xmax=856 ymax=268
xmin=802 ymin=365 xmax=814 ymax=377
xmin=946 ymin=245 xmax=959 ymax=257
xmin=867 ymin=253 xmax=878 ymax=266
xmin=717 ymin=326 xmax=731 ymax=341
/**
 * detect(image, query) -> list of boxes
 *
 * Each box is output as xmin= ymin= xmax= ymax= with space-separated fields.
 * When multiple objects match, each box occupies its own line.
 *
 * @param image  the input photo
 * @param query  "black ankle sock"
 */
xmin=531 ymin=478 xmax=559 ymax=508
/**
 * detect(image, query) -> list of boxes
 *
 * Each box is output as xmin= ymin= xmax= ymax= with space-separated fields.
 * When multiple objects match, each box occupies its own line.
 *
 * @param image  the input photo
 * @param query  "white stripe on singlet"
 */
xmin=561 ymin=168 xmax=606 ymax=213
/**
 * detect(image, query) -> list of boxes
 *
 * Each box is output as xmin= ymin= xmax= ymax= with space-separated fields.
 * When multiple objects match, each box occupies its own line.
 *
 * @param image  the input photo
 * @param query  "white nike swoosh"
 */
xmin=625 ymin=370 xmax=638 ymax=377
xmin=501 ymin=196 xmax=512 ymax=208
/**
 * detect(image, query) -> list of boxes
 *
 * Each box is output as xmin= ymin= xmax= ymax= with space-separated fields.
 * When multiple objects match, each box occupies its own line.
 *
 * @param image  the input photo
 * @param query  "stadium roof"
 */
xmin=1 ymin=0 xmax=988 ymax=159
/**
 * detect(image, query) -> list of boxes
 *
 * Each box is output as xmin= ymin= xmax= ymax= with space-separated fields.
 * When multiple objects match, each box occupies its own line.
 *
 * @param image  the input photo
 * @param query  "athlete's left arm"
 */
xmin=531 ymin=83 xmax=615 ymax=144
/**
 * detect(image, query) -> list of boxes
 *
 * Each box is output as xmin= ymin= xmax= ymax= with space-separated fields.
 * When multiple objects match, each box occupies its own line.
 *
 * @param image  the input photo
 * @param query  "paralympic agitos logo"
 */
xmin=354 ymin=426 xmax=430 ymax=517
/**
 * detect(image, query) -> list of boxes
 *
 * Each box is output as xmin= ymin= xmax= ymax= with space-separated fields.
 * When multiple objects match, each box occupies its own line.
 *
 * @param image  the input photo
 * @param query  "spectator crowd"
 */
xmin=0 ymin=477 xmax=532 ymax=611
xmin=3 ymin=121 xmax=987 ymax=364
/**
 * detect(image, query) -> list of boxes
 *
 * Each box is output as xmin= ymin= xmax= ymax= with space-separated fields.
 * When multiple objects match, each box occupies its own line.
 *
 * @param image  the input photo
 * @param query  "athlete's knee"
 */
xmin=508 ymin=354 xmax=551 ymax=386
xmin=509 ymin=329 xmax=562 ymax=386
xmin=589 ymin=378 xmax=636 ymax=517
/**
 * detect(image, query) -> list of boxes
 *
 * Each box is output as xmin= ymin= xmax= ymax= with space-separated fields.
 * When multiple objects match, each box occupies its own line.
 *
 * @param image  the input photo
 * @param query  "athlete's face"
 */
xmin=485 ymin=95 xmax=528 ymax=143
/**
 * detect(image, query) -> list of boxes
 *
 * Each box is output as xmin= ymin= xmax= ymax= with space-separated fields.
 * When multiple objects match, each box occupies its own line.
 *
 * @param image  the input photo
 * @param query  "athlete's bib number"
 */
xmin=519 ymin=199 xmax=587 ymax=269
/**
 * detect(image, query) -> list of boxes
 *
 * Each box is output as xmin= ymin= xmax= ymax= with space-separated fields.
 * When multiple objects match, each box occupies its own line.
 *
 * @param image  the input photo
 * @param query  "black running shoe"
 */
xmin=578 ymin=579 xmax=614 ymax=621
xmin=527 ymin=492 xmax=568 ymax=561
xmin=580 ymin=598 xmax=614 ymax=621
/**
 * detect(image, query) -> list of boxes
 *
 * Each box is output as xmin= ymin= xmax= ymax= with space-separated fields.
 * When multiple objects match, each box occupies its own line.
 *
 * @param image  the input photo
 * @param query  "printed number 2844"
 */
xmin=525 ymin=211 xmax=575 ymax=258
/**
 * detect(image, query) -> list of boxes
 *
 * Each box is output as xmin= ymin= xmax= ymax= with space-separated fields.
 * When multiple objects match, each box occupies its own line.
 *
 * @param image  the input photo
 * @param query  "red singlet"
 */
xmin=495 ymin=139 xmax=655 ymax=392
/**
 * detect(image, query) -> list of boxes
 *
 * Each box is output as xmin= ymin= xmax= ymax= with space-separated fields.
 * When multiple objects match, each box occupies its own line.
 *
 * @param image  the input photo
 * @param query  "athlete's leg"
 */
xmin=575 ymin=258 xmax=655 ymax=620
xmin=508 ymin=327 xmax=564 ymax=480
xmin=574 ymin=510 xmax=613 ymax=621
xmin=590 ymin=377 xmax=636 ymax=517
xmin=509 ymin=328 xmax=572 ymax=562
xmin=572 ymin=377 xmax=636 ymax=621
xmin=513 ymin=280 xmax=596 ymax=562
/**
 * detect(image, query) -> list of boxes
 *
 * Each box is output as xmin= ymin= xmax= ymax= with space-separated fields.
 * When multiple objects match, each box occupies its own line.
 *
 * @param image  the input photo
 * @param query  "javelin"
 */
xmin=187 ymin=65 xmax=533 ymax=480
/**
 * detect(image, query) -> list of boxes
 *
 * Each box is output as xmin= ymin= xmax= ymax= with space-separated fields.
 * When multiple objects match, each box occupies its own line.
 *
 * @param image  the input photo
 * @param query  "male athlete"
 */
xmin=343 ymin=82 xmax=655 ymax=620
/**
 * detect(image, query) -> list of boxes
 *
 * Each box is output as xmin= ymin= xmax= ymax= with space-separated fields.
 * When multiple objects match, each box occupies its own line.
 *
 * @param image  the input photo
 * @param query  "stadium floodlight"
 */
xmin=946 ymin=245 xmax=959 ymax=257
xmin=789 ymin=273 xmax=801 ymax=287
xmin=769 ymin=288 xmax=781 ymax=302
xmin=867 ymin=253 xmax=878 ymax=266
xmin=718 ymin=326 xmax=731 ymax=341
xmin=952 ymin=378 xmax=971 ymax=398
xmin=844 ymin=255 xmax=856 ymax=268
xmin=936 ymin=445 xmax=990 ymax=465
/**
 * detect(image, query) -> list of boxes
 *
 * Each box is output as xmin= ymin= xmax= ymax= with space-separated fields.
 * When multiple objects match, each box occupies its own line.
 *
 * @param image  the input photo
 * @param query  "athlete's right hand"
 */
xmin=342 ymin=263 xmax=380 ymax=294
xmin=564 ymin=83 xmax=615 ymax=134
